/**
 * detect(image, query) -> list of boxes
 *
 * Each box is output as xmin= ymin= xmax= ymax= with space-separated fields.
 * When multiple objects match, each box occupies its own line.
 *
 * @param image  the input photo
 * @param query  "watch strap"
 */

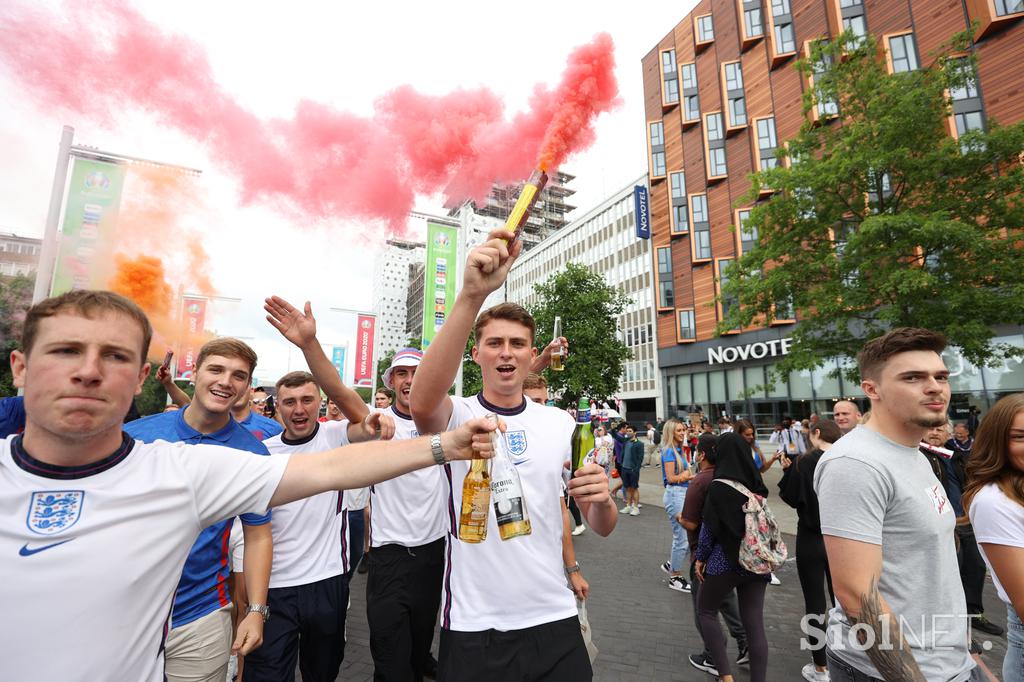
xmin=246 ymin=603 xmax=270 ymax=622
xmin=430 ymin=433 xmax=446 ymax=466
xmin=565 ymin=563 xmax=581 ymax=575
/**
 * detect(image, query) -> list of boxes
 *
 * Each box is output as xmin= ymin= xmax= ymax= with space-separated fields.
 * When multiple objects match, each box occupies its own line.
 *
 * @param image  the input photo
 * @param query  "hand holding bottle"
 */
xmin=566 ymin=461 xmax=611 ymax=505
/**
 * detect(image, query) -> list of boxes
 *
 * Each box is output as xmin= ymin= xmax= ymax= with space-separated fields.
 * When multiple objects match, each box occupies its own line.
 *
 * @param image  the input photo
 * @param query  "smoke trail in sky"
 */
xmin=0 ymin=1 xmax=620 ymax=229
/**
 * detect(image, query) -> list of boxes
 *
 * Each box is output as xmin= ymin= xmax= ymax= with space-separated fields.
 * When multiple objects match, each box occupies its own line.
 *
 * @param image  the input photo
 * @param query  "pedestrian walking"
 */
xmin=695 ymin=432 xmax=772 ymax=682
xmin=963 ymin=393 xmax=1024 ymax=682
xmin=661 ymin=419 xmax=694 ymax=593
xmin=778 ymin=418 xmax=842 ymax=682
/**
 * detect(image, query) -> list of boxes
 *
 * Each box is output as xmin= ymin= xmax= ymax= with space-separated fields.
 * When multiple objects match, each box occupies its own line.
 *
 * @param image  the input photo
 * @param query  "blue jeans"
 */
xmin=826 ymin=649 xmax=986 ymax=682
xmin=1007 ymin=604 xmax=1024 ymax=682
xmin=663 ymin=485 xmax=688 ymax=572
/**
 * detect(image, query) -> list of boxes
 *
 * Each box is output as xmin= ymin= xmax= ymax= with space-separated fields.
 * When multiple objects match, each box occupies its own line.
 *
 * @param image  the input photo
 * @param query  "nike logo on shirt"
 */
xmin=19 ymin=539 xmax=74 ymax=556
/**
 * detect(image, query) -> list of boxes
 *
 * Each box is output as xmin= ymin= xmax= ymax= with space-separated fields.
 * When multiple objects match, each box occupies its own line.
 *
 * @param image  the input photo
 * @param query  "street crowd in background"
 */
xmin=2 ymin=228 xmax=1023 ymax=682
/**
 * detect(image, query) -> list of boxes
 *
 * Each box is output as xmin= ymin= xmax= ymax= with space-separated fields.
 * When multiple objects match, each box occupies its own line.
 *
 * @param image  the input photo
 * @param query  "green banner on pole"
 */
xmin=51 ymin=157 xmax=126 ymax=296
xmin=421 ymin=222 xmax=458 ymax=348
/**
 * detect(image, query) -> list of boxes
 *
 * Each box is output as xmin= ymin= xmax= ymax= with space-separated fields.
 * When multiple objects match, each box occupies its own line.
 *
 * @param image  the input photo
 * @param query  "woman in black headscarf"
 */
xmin=695 ymin=432 xmax=770 ymax=682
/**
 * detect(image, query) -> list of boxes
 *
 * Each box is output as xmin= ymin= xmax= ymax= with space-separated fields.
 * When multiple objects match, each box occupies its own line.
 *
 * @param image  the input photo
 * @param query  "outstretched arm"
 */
xmin=264 ymin=296 xmax=368 ymax=424
xmin=270 ymin=416 xmax=499 ymax=507
xmin=411 ymin=230 xmax=521 ymax=435
xmin=156 ymin=364 xmax=191 ymax=407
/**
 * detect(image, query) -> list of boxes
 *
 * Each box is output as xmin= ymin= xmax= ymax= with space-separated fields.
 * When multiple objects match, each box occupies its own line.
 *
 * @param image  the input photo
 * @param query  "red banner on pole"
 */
xmin=354 ymin=314 xmax=376 ymax=388
xmin=177 ymin=296 xmax=207 ymax=379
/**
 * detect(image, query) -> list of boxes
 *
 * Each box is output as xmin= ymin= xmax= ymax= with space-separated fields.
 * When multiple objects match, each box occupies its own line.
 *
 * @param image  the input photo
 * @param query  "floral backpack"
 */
xmin=714 ymin=479 xmax=788 ymax=574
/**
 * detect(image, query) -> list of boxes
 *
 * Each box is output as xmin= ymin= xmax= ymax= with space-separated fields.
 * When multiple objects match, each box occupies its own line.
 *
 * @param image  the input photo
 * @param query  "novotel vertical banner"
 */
xmin=633 ymin=185 xmax=651 ymax=240
xmin=354 ymin=314 xmax=376 ymax=388
xmin=421 ymin=222 xmax=458 ymax=348
xmin=176 ymin=296 xmax=207 ymax=379
xmin=51 ymin=157 xmax=127 ymax=295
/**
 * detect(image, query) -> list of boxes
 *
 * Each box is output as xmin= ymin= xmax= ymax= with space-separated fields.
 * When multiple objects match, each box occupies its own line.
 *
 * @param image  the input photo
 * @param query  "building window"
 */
xmin=809 ymin=45 xmax=839 ymax=118
xmin=716 ymin=258 xmax=738 ymax=323
xmin=681 ymin=63 xmax=697 ymax=90
xmin=657 ymin=247 xmax=674 ymax=308
xmin=678 ymin=309 xmax=696 ymax=341
xmin=744 ymin=3 xmax=764 ymax=38
xmin=955 ymin=111 xmax=985 ymax=136
xmin=949 ymin=57 xmax=979 ymax=101
xmin=691 ymin=195 xmax=712 ymax=260
xmin=771 ymin=0 xmax=796 ymax=56
xmin=708 ymin=113 xmax=723 ymax=142
xmin=888 ymin=33 xmax=919 ymax=73
xmin=697 ymin=14 xmax=715 ymax=43
xmin=842 ymin=14 xmax=866 ymax=38
xmin=680 ymin=63 xmax=700 ymax=124
xmin=649 ymin=121 xmax=666 ymax=177
xmin=723 ymin=62 xmax=747 ymax=128
xmin=662 ymin=49 xmax=680 ymax=105
xmin=669 ymin=171 xmax=689 ymax=234
xmin=995 ymin=0 xmax=1024 ymax=16
xmin=755 ymin=117 xmax=779 ymax=171
xmin=705 ymin=113 xmax=728 ymax=179
xmin=737 ymin=209 xmax=758 ymax=254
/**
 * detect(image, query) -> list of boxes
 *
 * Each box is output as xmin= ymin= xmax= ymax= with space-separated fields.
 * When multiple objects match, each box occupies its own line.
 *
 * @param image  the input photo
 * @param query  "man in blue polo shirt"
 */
xmin=0 ymin=396 xmax=26 ymax=437
xmin=232 ymin=385 xmax=283 ymax=441
xmin=125 ymin=337 xmax=274 ymax=682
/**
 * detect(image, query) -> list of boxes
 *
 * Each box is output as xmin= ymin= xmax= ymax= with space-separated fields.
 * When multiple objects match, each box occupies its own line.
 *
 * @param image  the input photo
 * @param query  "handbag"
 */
xmin=577 ymin=597 xmax=599 ymax=663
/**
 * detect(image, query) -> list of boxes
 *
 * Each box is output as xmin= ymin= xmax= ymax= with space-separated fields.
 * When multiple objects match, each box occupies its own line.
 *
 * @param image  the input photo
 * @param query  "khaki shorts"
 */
xmin=165 ymin=604 xmax=233 ymax=682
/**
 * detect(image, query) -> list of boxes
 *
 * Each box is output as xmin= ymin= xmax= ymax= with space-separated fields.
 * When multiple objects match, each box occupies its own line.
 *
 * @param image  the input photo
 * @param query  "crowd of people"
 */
xmin=2 ymin=226 xmax=1023 ymax=682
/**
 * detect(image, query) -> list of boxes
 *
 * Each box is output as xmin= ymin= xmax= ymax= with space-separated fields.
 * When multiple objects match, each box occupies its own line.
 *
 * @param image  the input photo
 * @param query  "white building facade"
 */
xmin=372 ymin=238 xmax=425 ymax=359
xmin=506 ymin=176 xmax=663 ymax=422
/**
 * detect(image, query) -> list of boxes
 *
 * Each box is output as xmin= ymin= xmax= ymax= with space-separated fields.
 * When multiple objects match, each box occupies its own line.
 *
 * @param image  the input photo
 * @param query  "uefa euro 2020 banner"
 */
xmin=51 ymin=157 xmax=127 ymax=295
xmin=422 ymin=222 xmax=458 ymax=348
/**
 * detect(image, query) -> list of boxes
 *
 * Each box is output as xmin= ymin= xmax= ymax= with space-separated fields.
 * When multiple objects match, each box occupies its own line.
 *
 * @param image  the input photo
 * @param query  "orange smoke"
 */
xmin=110 ymin=254 xmax=172 ymax=316
xmin=105 ymin=166 xmax=216 ymax=360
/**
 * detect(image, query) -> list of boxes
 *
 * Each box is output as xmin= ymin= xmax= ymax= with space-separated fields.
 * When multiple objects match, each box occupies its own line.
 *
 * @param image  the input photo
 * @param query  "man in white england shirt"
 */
xmin=0 ymin=290 xmax=499 ymax=682
xmin=244 ymin=370 xmax=392 ymax=682
xmin=411 ymin=230 xmax=617 ymax=681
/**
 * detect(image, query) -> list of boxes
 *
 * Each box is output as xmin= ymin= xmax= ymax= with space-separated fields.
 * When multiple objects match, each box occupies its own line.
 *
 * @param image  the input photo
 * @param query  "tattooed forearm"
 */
xmin=849 ymin=576 xmax=926 ymax=682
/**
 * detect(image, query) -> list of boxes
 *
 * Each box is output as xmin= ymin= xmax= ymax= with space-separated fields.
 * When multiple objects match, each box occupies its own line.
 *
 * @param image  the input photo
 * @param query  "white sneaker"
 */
xmin=802 ymin=663 xmax=830 ymax=681
xmin=629 ymin=505 xmax=640 ymax=516
xmin=572 ymin=523 xmax=586 ymax=536
xmin=770 ymin=572 xmax=782 ymax=585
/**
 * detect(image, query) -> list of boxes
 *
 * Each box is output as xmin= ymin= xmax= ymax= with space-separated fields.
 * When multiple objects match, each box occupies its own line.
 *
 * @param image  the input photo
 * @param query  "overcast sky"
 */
xmin=0 ymin=0 xmax=696 ymax=382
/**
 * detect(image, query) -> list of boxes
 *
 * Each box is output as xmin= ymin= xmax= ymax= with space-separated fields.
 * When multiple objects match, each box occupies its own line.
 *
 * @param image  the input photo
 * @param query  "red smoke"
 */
xmin=0 ymin=1 xmax=620 ymax=228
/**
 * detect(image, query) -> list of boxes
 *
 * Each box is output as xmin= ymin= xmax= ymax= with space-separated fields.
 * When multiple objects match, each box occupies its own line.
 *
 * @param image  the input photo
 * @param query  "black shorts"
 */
xmin=620 ymin=468 xmax=640 ymax=488
xmin=438 ymin=615 xmax=591 ymax=682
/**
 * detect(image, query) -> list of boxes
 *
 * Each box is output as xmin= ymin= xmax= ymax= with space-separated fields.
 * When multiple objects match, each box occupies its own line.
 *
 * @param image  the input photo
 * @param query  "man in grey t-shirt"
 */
xmin=814 ymin=328 xmax=978 ymax=682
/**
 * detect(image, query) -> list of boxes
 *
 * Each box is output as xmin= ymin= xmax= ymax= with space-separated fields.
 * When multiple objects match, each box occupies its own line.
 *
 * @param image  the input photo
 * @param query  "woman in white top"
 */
xmin=963 ymin=393 xmax=1024 ymax=682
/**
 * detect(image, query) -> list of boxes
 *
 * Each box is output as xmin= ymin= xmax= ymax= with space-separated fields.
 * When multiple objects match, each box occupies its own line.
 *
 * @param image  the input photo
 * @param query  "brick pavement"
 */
xmin=328 ymin=456 xmax=1010 ymax=681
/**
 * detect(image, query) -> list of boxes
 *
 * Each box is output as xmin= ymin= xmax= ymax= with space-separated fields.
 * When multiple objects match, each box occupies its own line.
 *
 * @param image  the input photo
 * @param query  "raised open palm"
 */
xmin=265 ymin=295 xmax=317 ymax=347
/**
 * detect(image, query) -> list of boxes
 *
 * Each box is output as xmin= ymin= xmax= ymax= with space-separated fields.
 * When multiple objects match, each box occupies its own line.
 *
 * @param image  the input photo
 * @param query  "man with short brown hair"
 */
xmin=411 ymin=229 xmax=616 ymax=681
xmin=815 ymin=328 xmax=979 ymax=681
xmin=126 ymin=336 xmax=276 ymax=681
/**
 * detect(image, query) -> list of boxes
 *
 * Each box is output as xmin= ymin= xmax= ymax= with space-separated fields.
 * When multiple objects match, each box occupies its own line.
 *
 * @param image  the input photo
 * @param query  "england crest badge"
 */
xmin=26 ymin=491 xmax=84 ymax=535
xmin=506 ymin=430 xmax=528 ymax=462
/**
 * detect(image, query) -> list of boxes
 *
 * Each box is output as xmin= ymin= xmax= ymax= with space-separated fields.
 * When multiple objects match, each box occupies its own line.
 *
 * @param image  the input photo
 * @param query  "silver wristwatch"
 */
xmin=246 ymin=603 xmax=270 ymax=622
xmin=430 ymin=433 xmax=446 ymax=466
xmin=565 ymin=563 xmax=581 ymax=575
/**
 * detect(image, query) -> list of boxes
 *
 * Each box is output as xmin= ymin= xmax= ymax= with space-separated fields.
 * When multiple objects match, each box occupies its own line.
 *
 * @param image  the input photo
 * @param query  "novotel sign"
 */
xmin=708 ymin=337 xmax=793 ymax=365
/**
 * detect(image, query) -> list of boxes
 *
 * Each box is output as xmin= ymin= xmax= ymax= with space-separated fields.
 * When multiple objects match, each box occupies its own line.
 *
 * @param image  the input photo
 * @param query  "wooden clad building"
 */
xmin=640 ymin=0 xmax=1024 ymax=428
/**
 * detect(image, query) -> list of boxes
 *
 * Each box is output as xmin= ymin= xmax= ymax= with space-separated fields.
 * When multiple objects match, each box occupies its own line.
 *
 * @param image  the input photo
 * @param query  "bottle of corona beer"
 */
xmin=550 ymin=316 xmax=565 ymax=372
xmin=487 ymin=414 xmax=532 ymax=540
xmin=570 ymin=397 xmax=595 ymax=472
xmin=458 ymin=433 xmax=492 ymax=543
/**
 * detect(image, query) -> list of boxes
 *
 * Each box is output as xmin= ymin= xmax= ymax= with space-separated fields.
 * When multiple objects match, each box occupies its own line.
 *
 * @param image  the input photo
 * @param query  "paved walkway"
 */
xmin=329 ymin=454 xmax=1010 ymax=681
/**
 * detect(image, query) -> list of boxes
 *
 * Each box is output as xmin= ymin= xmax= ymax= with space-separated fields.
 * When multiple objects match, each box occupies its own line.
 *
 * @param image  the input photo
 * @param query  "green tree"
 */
xmin=528 ymin=262 xmax=630 ymax=407
xmin=460 ymin=335 xmax=482 ymax=397
xmin=0 ymin=274 xmax=35 ymax=396
xmin=721 ymin=31 xmax=1024 ymax=379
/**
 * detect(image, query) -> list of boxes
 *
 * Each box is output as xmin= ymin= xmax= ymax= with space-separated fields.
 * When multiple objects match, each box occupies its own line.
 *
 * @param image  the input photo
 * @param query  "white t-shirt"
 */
xmin=0 ymin=434 xmax=289 ymax=682
xmin=263 ymin=420 xmax=351 ymax=588
xmin=369 ymin=406 xmax=448 ymax=548
xmin=441 ymin=394 xmax=577 ymax=632
xmin=969 ymin=482 xmax=1024 ymax=605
